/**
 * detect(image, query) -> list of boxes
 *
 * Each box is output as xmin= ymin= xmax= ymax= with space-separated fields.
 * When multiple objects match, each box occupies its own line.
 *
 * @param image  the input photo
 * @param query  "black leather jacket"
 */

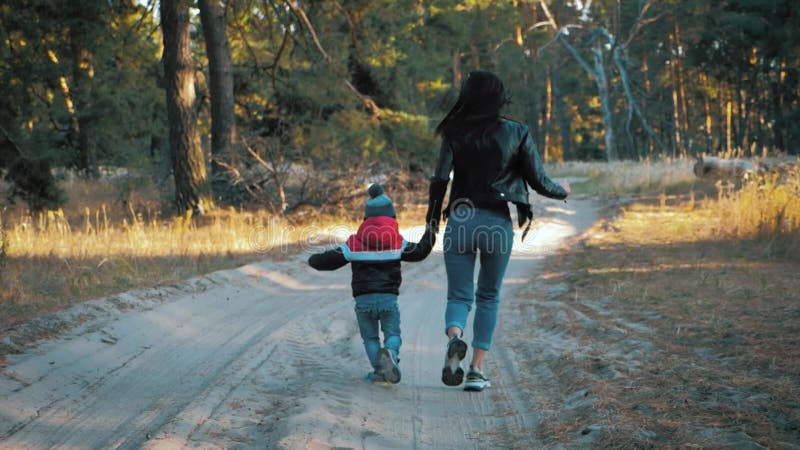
xmin=427 ymin=118 xmax=567 ymax=229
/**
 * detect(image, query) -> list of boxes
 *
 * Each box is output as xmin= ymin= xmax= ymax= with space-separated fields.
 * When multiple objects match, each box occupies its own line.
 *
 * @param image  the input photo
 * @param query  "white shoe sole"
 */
xmin=463 ymin=379 xmax=491 ymax=391
xmin=378 ymin=348 xmax=401 ymax=384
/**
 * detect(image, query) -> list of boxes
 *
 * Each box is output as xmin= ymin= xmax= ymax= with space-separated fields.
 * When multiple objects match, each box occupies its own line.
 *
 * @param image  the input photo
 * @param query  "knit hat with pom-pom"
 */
xmin=364 ymin=184 xmax=396 ymax=218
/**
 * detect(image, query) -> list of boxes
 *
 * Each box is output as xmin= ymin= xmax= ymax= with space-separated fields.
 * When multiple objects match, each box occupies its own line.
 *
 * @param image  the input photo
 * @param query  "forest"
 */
xmin=1 ymin=0 xmax=798 ymax=213
xmin=2 ymin=2 xmax=800 ymax=447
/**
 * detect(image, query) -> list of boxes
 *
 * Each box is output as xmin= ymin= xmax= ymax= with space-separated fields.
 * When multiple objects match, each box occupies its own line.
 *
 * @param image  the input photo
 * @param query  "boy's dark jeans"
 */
xmin=354 ymin=293 xmax=401 ymax=371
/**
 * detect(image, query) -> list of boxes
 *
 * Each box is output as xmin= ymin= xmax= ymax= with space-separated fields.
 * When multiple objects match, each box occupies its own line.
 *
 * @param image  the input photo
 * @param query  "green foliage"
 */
xmin=5 ymin=158 xmax=66 ymax=211
xmin=0 ymin=0 xmax=163 ymax=167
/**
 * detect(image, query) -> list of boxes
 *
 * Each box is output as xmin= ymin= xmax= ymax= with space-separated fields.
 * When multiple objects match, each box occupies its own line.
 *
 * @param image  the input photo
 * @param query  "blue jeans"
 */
xmin=443 ymin=207 xmax=513 ymax=350
xmin=354 ymin=293 xmax=402 ymax=371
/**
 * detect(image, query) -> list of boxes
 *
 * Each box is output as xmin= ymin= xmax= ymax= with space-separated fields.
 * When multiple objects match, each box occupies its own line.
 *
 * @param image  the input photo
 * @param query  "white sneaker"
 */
xmin=463 ymin=366 xmax=491 ymax=392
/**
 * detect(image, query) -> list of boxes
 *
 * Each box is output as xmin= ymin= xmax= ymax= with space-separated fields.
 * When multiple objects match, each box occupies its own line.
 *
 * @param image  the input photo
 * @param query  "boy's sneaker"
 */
xmin=377 ymin=348 xmax=401 ymax=384
xmin=463 ymin=366 xmax=491 ymax=392
xmin=441 ymin=335 xmax=468 ymax=386
xmin=366 ymin=371 xmax=388 ymax=384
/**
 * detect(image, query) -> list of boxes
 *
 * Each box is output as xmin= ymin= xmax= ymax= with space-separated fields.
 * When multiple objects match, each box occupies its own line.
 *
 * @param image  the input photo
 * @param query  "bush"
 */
xmin=5 ymin=158 xmax=66 ymax=211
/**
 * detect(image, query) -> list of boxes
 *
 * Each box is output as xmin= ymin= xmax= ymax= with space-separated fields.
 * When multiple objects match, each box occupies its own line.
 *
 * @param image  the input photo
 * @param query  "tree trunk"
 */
xmin=161 ymin=0 xmax=212 ymax=214
xmin=726 ymin=93 xmax=733 ymax=154
xmin=668 ymin=33 xmax=682 ymax=157
xmin=718 ymin=79 xmax=727 ymax=152
xmin=593 ymin=43 xmax=616 ymax=161
xmin=701 ymin=73 xmax=713 ymax=150
xmin=552 ymin=73 xmax=572 ymax=160
xmin=69 ymin=29 xmax=96 ymax=177
xmin=770 ymin=71 xmax=786 ymax=152
xmin=452 ymin=50 xmax=462 ymax=89
xmin=198 ymin=0 xmax=237 ymax=187
xmin=674 ymin=22 xmax=689 ymax=156
xmin=641 ymin=53 xmax=653 ymax=156
xmin=543 ymin=66 xmax=553 ymax=161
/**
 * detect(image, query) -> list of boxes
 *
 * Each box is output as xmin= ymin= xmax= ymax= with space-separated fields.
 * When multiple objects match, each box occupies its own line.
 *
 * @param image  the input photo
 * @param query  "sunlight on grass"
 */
xmin=0 ymin=190 xmax=362 ymax=327
xmin=715 ymin=168 xmax=800 ymax=250
xmin=6 ymin=207 xmax=271 ymax=258
xmin=530 ymin=168 xmax=800 ymax=446
xmin=0 ymin=160 xmax=796 ymax=328
xmin=545 ymin=158 xmax=698 ymax=196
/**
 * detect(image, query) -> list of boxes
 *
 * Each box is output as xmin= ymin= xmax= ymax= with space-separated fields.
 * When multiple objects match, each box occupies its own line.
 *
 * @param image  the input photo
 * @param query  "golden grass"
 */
xmin=0 ymin=174 xmax=434 ymax=330
xmin=545 ymin=158 xmax=700 ymax=196
xmin=524 ymin=172 xmax=800 ymax=447
xmin=0 ymin=178 xmax=373 ymax=329
xmin=1 ymin=160 xmax=795 ymax=333
xmin=713 ymin=168 xmax=800 ymax=256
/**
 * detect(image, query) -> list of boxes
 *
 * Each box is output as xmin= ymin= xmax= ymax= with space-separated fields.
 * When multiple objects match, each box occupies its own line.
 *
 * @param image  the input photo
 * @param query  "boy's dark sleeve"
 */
xmin=401 ymin=226 xmax=437 ymax=262
xmin=308 ymin=247 xmax=349 ymax=270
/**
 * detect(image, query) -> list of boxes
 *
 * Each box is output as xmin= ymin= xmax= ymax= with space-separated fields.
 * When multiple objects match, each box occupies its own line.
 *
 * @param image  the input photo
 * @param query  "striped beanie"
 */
xmin=364 ymin=184 xmax=396 ymax=218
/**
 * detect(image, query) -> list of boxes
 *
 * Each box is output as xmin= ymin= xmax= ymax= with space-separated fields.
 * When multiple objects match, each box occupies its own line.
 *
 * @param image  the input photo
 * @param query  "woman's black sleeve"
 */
xmin=519 ymin=130 xmax=568 ymax=200
xmin=426 ymin=140 xmax=453 ymax=229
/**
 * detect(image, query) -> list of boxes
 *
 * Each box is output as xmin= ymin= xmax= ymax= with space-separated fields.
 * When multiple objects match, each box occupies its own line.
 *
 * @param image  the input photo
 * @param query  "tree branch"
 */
xmin=333 ymin=0 xmax=361 ymax=61
xmin=537 ymin=0 xmax=559 ymax=30
xmin=0 ymin=125 xmax=24 ymax=159
xmin=623 ymin=1 xmax=664 ymax=48
xmin=281 ymin=0 xmax=381 ymax=116
xmin=284 ymin=0 xmax=332 ymax=63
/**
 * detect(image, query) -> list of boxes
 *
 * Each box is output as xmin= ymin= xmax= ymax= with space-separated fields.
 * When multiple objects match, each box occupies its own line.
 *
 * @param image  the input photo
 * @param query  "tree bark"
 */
xmin=674 ymin=22 xmax=689 ymax=155
xmin=161 ymin=0 xmax=212 ymax=214
xmin=770 ymin=70 xmax=786 ymax=152
xmin=69 ymin=29 xmax=96 ymax=177
xmin=452 ymin=50 xmax=463 ymax=89
xmin=543 ymin=66 xmax=553 ymax=161
xmin=726 ymin=93 xmax=733 ymax=153
xmin=198 ymin=0 xmax=237 ymax=186
xmin=641 ymin=53 xmax=653 ymax=155
xmin=668 ymin=32 xmax=682 ymax=157
xmin=592 ymin=43 xmax=616 ymax=161
xmin=701 ymin=73 xmax=713 ymax=150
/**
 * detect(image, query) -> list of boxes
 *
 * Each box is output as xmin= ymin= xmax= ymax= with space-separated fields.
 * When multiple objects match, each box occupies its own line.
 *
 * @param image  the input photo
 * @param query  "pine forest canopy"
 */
xmin=1 ymin=0 xmax=798 ymax=211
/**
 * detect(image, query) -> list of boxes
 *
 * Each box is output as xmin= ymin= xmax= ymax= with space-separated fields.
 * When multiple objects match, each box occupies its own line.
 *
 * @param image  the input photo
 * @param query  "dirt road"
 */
xmin=0 ymin=199 xmax=597 ymax=449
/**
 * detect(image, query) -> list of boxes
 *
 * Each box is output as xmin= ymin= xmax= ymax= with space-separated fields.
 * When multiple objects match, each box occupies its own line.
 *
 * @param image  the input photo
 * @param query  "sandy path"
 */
xmin=0 ymin=199 xmax=597 ymax=449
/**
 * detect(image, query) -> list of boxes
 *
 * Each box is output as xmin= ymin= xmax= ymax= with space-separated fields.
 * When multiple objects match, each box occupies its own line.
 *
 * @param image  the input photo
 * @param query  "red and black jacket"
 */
xmin=308 ymin=216 xmax=436 ymax=297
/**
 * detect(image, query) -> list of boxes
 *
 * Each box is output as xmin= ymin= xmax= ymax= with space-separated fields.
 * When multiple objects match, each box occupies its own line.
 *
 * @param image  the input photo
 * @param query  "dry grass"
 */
xmin=0 ymin=177 xmax=414 ymax=331
xmin=545 ymin=158 xmax=700 ymax=196
xmin=517 ymin=169 xmax=800 ymax=447
xmin=1 ymin=157 xmax=795 ymax=345
xmin=713 ymin=168 xmax=800 ymax=257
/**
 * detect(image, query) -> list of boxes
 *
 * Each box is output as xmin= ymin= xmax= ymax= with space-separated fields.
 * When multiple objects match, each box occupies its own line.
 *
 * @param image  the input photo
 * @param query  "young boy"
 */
xmin=308 ymin=184 xmax=436 ymax=384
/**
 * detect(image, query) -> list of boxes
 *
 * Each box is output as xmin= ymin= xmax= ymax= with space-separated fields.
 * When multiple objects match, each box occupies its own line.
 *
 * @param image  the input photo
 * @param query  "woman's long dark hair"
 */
xmin=435 ymin=70 xmax=509 ymax=138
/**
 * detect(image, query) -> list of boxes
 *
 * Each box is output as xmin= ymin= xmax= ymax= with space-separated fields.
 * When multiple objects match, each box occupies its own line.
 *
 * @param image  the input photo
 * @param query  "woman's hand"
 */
xmin=556 ymin=178 xmax=571 ymax=195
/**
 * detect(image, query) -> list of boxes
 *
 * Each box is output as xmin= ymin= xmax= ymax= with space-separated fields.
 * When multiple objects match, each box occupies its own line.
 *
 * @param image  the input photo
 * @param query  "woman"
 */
xmin=426 ymin=71 xmax=570 ymax=391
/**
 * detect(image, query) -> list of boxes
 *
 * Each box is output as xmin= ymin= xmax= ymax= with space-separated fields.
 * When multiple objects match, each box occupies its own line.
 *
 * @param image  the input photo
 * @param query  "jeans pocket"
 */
xmin=355 ymin=303 xmax=376 ymax=315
